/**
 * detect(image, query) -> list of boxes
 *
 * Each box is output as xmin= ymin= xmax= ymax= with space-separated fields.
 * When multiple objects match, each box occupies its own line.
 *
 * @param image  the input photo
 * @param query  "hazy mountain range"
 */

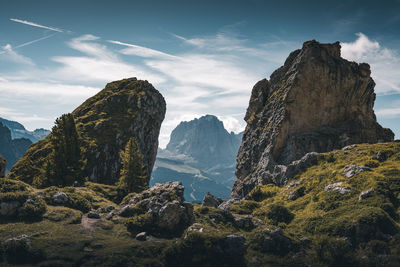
xmin=151 ymin=115 xmax=242 ymax=201
xmin=0 ymin=117 xmax=50 ymax=172
xmin=0 ymin=117 xmax=50 ymax=143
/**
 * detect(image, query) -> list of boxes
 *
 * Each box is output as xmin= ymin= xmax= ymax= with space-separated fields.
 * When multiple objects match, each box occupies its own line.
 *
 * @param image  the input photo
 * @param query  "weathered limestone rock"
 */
xmin=232 ymin=40 xmax=394 ymax=199
xmin=9 ymin=78 xmax=166 ymax=186
xmin=342 ymin=165 xmax=371 ymax=178
xmin=111 ymin=181 xmax=194 ymax=236
xmin=202 ymin=192 xmax=223 ymax=208
xmin=324 ymin=182 xmax=351 ymax=194
xmin=52 ymin=192 xmax=69 ymax=204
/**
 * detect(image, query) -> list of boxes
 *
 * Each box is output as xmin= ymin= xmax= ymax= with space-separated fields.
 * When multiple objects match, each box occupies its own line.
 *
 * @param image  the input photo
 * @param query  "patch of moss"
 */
xmin=230 ymin=200 xmax=260 ymax=215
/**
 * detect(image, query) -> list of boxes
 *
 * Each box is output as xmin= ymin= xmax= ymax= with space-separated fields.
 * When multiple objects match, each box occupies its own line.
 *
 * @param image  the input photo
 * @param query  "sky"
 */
xmin=0 ymin=0 xmax=399 ymax=148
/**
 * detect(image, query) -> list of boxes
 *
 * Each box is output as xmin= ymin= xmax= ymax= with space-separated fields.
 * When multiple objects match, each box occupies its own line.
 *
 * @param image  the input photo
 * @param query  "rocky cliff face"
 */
xmin=0 ymin=123 xmax=32 ymax=173
xmin=152 ymin=115 xmax=242 ymax=201
xmin=232 ymin=40 xmax=394 ymax=199
xmin=8 ymin=78 xmax=166 ymax=185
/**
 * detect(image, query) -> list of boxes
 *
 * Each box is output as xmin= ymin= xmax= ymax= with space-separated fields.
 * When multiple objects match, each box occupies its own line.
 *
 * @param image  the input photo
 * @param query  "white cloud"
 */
xmin=341 ymin=33 xmax=400 ymax=94
xmin=108 ymin=40 xmax=177 ymax=59
xmin=10 ymin=18 xmax=64 ymax=32
xmin=375 ymin=107 xmax=400 ymax=118
xmin=51 ymin=35 xmax=165 ymax=84
xmin=0 ymin=106 xmax=51 ymax=126
xmin=0 ymin=79 xmax=99 ymax=98
xmin=0 ymin=44 xmax=34 ymax=65
xmin=217 ymin=115 xmax=245 ymax=133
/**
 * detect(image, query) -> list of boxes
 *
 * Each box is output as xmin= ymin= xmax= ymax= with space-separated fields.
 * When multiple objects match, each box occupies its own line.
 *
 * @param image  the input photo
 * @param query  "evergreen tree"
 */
xmin=43 ymin=113 xmax=83 ymax=187
xmin=119 ymin=137 xmax=147 ymax=193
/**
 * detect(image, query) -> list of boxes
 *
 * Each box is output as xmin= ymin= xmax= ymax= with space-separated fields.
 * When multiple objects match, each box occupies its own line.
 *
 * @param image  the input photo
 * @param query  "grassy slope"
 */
xmin=0 ymin=142 xmax=399 ymax=266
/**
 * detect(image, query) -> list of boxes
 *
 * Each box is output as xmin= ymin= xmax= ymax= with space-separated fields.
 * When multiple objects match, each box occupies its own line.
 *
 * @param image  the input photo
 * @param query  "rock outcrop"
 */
xmin=232 ymin=40 xmax=394 ymax=199
xmin=111 ymin=181 xmax=194 ymax=237
xmin=8 ymin=78 xmax=166 ymax=186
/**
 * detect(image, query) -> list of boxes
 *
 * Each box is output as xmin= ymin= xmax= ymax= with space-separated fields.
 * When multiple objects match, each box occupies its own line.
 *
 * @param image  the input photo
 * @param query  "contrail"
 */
xmin=10 ymin=18 xmax=63 ymax=32
xmin=15 ymin=34 xmax=56 ymax=49
xmin=0 ymin=34 xmax=56 ymax=55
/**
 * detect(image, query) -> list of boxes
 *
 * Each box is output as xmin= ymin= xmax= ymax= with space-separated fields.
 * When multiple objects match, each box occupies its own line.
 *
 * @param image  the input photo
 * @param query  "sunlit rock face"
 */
xmin=232 ymin=40 xmax=394 ymax=199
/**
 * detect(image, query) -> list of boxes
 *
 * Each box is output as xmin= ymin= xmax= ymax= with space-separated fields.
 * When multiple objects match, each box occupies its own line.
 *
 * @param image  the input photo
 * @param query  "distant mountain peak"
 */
xmin=0 ymin=117 xmax=50 ymax=143
xmin=165 ymin=114 xmax=242 ymax=168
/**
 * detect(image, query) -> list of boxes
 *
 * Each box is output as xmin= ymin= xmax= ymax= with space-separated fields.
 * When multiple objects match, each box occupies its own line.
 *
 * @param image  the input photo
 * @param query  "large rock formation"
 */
xmin=0 ymin=123 xmax=32 ymax=173
xmin=232 ymin=40 xmax=394 ymax=199
xmin=152 ymin=115 xmax=242 ymax=201
xmin=8 ymin=78 xmax=166 ymax=186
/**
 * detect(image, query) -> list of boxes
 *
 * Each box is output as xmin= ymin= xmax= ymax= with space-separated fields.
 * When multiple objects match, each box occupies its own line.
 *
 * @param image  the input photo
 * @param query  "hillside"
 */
xmin=0 ymin=142 xmax=399 ymax=266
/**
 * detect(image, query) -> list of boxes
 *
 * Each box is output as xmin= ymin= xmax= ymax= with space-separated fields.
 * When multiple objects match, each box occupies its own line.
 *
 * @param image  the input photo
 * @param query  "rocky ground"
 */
xmin=0 ymin=141 xmax=400 ymax=266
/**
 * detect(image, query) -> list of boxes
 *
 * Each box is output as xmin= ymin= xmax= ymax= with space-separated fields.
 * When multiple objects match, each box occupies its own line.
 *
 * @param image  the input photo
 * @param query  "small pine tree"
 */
xmin=119 ymin=137 xmax=148 ymax=193
xmin=43 ymin=113 xmax=83 ymax=187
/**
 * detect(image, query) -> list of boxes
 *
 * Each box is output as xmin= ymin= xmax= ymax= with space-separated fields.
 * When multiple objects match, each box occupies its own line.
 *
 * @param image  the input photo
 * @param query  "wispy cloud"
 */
xmin=10 ymin=18 xmax=64 ymax=32
xmin=376 ymin=107 xmax=400 ymax=118
xmin=0 ymin=44 xmax=34 ymax=65
xmin=108 ymin=40 xmax=177 ymax=59
xmin=341 ymin=33 xmax=400 ymax=94
xmin=51 ymin=35 xmax=165 ymax=84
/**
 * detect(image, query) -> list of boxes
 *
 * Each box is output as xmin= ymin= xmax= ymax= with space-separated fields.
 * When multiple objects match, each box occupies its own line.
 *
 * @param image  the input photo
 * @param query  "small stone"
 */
xmin=342 ymin=165 xmax=371 ymax=178
xmin=376 ymin=152 xmax=388 ymax=162
xmin=202 ymin=192 xmax=220 ymax=208
xmin=359 ymin=188 xmax=374 ymax=200
xmin=87 ymin=210 xmax=100 ymax=219
xmin=52 ymin=192 xmax=69 ymax=204
xmin=324 ymin=182 xmax=350 ymax=194
xmin=136 ymin=232 xmax=147 ymax=241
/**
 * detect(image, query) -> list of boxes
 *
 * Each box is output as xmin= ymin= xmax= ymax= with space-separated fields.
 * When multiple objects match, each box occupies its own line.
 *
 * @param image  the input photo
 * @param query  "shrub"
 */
xmin=249 ymin=185 xmax=279 ymax=201
xmin=125 ymin=213 xmax=154 ymax=235
xmin=19 ymin=197 xmax=47 ymax=220
xmin=265 ymin=204 xmax=294 ymax=224
xmin=230 ymin=200 xmax=260 ymax=215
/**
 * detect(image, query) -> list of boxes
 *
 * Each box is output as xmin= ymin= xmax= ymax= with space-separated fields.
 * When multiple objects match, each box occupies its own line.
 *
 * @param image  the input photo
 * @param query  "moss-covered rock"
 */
xmin=8 ymin=78 xmax=166 ymax=187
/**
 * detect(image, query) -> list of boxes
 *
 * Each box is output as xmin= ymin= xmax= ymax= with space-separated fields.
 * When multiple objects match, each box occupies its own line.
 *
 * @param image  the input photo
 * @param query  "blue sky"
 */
xmin=0 ymin=0 xmax=399 ymax=147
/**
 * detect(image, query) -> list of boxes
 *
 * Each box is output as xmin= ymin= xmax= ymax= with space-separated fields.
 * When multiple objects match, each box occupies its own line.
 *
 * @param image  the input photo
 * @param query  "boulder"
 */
xmin=232 ymin=40 xmax=394 ymax=199
xmin=112 ymin=182 xmax=194 ymax=236
xmin=87 ymin=210 xmax=100 ymax=219
xmin=359 ymin=188 xmax=374 ymax=200
xmin=223 ymin=234 xmax=247 ymax=256
xmin=0 ymin=201 xmax=20 ymax=216
xmin=324 ymin=182 xmax=351 ymax=194
xmin=342 ymin=165 xmax=371 ymax=178
xmin=251 ymin=227 xmax=292 ymax=255
xmin=8 ymin=78 xmax=166 ymax=186
xmin=135 ymin=232 xmax=147 ymax=241
xmin=202 ymin=192 xmax=222 ymax=208
xmin=52 ymin=192 xmax=69 ymax=204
